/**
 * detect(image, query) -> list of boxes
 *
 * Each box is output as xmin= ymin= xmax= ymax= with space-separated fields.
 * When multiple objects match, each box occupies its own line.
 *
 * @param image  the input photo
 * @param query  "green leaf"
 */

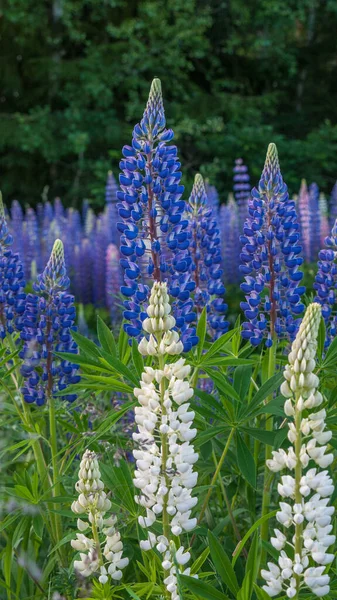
xmin=208 ymin=531 xmax=239 ymax=596
xmin=204 ymin=369 xmax=241 ymax=402
xmin=239 ymin=372 xmax=284 ymax=419
xmin=201 ymin=329 xmax=238 ymax=363
xmin=244 ymin=532 xmax=261 ymax=599
xmin=98 ymin=352 xmax=139 ymax=386
xmin=196 ymin=307 xmax=207 ymax=360
xmin=254 ymin=584 xmax=274 ymax=600
xmin=321 ymin=334 xmax=337 ymax=368
xmin=233 ymin=365 xmax=252 ymax=399
xmin=232 ymin=510 xmax=277 ymax=567
xmin=180 ymin=575 xmax=230 ymax=600
xmin=317 ymin=316 xmax=326 ymax=361
xmin=118 ymin=323 xmax=131 ymax=362
xmin=240 ymin=427 xmax=278 ymax=446
xmin=97 ymin=316 xmax=117 ymax=356
xmin=191 ymin=547 xmax=210 ymax=575
xmin=125 ymin=588 xmax=143 ymax=600
xmin=100 ymin=459 xmax=137 ymax=515
xmin=71 ymin=329 xmax=102 ymax=358
xmin=236 ymin=434 xmax=256 ymax=488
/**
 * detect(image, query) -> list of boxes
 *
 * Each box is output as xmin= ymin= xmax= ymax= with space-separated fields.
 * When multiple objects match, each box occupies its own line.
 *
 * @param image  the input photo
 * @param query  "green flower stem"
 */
xmin=294 ymin=391 xmax=302 ymax=595
xmin=92 ymin=517 xmax=103 ymax=566
xmin=260 ymin=341 xmax=277 ymax=562
xmin=191 ymin=428 xmax=235 ymax=546
xmin=48 ymin=394 xmax=65 ymax=563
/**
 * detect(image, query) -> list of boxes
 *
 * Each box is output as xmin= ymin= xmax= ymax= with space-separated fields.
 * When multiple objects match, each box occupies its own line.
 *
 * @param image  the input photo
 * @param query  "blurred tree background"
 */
xmin=1 ymin=0 xmax=337 ymax=209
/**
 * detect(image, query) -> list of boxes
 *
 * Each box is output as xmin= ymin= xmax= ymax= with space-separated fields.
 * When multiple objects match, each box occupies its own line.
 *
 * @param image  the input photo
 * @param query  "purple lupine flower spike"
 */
xmin=329 ymin=181 xmax=337 ymax=228
xmin=205 ymin=180 xmax=220 ymax=215
xmin=308 ymin=182 xmax=321 ymax=262
xmin=314 ymin=219 xmax=337 ymax=347
xmin=117 ymin=78 xmax=196 ymax=350
xmin=10 ymin=200 xmax=24 ymax=259
xmin=240 ymin=143 xmax=305 ymax=347
xmin=106 ymin=243 xmax=121 ymax=320
xmin=297 ymin=179 xmax=311 ymax=262
xmin=0 ymin=192 xmax=26 ymax=339
xmin=233 ymin=158 xmax=251 ymax=228
xmin=23 ymin=207 xmax=42 ymax=276
xmin=20 ymin=239 xmax=80 ymax=405
xmin=93 ymin=216 xmax=108 ymax=307
xmin=319 ymin=193 xmax=330 ymax=247
xmin=105 ymin=171 xmax=119 ymax=245
xmin=221 ymin=194 xmax=240 ymax=284
xmin=188 ymin=174 xmax=228 ymax=339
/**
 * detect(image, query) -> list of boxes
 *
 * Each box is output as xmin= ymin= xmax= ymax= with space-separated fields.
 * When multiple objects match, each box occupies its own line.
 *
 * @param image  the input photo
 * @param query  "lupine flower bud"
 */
xmin=134 ymin=282 xmax=198 ymax=599
xmin=117 ymin=78 xmax=197 ymax=351
xmin=263 ymin=303 xmax=335 ymax=599
xmin=0 ymin=192 xmax=26 ymax=339
xmin=187 ymin=174 xmax=228 ymax=339
xmin=20 ymin=239 xmax=80 ymax=405
xmin=71 ymin=450 xmax=129 ymax=583
xmin=240 ymin=143 xmax=305 ymax=346
xmin=314 ymin=219 xmax=337 ymax=347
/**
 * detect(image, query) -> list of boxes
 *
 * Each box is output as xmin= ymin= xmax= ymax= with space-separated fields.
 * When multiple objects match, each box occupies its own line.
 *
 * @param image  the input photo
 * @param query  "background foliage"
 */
xmin=1 ymin=0 xmax=337 ymax=208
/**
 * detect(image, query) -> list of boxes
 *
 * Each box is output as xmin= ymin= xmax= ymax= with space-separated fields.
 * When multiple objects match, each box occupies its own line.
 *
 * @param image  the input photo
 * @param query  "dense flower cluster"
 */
xmin=329 ymin=181 xmax=337 ymax=228
xmin=220 ymin=195 xmax=240 ymax=284
xmin=133 ymin=282 xmax=198 ymax=599
xmin=0 ymin=192 xmax=26 ymax=339
xmin=262 ymin=303 xmax=335 ymax=599
xmin=314 ymin=219 xmax=337 ymax=347
xmin=187 ymin=174 xmax=228 ymax=338
xmin=71 ymin=450 xmax=129 ymax=583
xmin=20 ymin=239 xmax=80 ymax=405
xmin=240 ymin=143 xmax=305 ymax=346
xmin=117 ymin=78 xmax=197 ymax=351
xmin=233 ymin=158 xmax=251 ymax=228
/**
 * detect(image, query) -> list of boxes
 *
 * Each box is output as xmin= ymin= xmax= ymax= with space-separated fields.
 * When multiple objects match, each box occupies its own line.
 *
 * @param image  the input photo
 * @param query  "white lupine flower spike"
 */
xmin=263 ymin=303 xmax=335 ymax=599
xmin=71 ymin=449 xmax=129 ymax=583
xmin=135 ymin=281 xmax=198 ymax=600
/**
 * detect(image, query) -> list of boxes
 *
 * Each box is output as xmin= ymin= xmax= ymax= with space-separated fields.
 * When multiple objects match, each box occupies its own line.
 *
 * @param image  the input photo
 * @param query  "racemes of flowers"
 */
xmin=0 ymin=192 xmax=26 ymax=340
xmin=314 ymin=219 xmax=337 ymax=347
xmin=233 ymin=158 xmax=251 ymax=228
xmin=220 ymin=194 xmax=240 ymax=284
xmin=187 ymin=174 xmax=228 ymax=339
xmin=20 ymin=239 xmax=80 ymax=405
xmin=240 ymin=143 xmax=305 ymax=347
xmin=133 ymin=281 xmax=198 ymax=600
xmin=71 ymin=449 xmax=129 ymax=583
xmin=117 ymin=78 xmax=197 ymax=351
xmin=262 ymin=303 xmax=335 ymax=599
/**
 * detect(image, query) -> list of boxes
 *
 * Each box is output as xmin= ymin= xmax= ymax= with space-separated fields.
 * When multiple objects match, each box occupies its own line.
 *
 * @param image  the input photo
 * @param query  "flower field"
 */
xmin=1 ymin=78 xmax=337 ymax=600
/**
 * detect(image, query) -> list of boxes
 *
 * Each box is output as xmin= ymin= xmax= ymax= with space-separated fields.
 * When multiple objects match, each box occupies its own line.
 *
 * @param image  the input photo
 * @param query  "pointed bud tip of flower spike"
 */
xmin=189 ymin=173 xmax=207 ymax=211
xmin=264 ymin=142 xmax=280 ymax=176
xmin=146 ymin=77 xmax=163 ymax=113
xmin=38 ymin=238 xmax=69 ymax=291
xmin=0 ymin=191 xmax=4 ymax=219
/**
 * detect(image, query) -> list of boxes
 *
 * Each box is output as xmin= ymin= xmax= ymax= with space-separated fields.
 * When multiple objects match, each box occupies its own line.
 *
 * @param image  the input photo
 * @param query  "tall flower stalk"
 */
xmin=187 ymin=174 xmax=228 ymax=339
xmin=233 ymin=157 xmax=251 ymax=228
xmin=71 ymin=450 xmax=129 ymax=584
xmin=314 ymin=219 xmax=337 ymax=347
xmin=117 ymin=78 xmax=196 ymax=351
xmin=262 ymin=303 xmax=334 ymax=599
xmin=134 ymin=282 xmax=198 ymax=599
xmin=240 ymin=143 xmax=305 ymax=347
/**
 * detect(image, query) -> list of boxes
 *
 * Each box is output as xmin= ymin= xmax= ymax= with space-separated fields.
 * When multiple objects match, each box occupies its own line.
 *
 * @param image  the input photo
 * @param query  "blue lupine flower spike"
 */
xmin=188 ymin=174 xmax=228 ymax=339
xmin=20 ymin=239 xmax=80 ymax=405
xmin=314 ymin=219 xmax=337 ymax=348
xmin=0 ymin=191 xmax=26 ymax=339
xmin=117 ymin=78 xmax=197 ymax=351
xmin=240 ymin=143 xmax=305 ymax=347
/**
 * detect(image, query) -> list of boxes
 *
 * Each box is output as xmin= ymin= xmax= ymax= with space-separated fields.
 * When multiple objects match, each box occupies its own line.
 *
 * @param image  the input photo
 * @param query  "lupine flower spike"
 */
xmin=117 ymin=78 xmax=197 ymax=351
xmin=71 ymin=450 xmax=129 ymax=583
xmin=20 ymin=239 xmax=80 ymax=405
xmin=187 ymin=174 xmax=228 ymax=339
xmin=134 ymin=281 xmax=198 ymax=600
xmin=233 ymin=158 xmax=251 ymax=228
xmin=262 ymin=303 xmax=335 ymax=599
xmin=0 ymin=191 xmax=26 ymax=339
xmin=240 ymin=143 xmax=305 ymax=347
xmin=314 ymin=219 xmax=337 ymax=347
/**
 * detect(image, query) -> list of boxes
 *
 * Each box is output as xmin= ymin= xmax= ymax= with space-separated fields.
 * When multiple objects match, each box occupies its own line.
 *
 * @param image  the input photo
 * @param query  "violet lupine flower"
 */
xmin=205 ymin=181 xmax=220 ymax=215
xmin=93 ymin=216 xmax=108 ymax=307
xmin=20 ymin=239 xmax=80 ymax=405
xmin=313 ymin=219 xmax=337 ymax=347
xmin=23 ymin=207 xmax=42 ymax=276
xmin=106 ymin=243 xmax=121 ymax=319
xmin=308 ymin=183 xmax=321 ymax=263
xmin=117 ymin=78 xmax=196 ymax=351
xmin=240 ymin=143 xmax=305 ymax=347
xmin=0 ymin=192 xmax=26 ymax=339
xmin=187 ymin=174 xmax=228 ymax=338
xmin=10 ymin=200 xmax=24 ymax=259
xmin=329 ymin=181 xmax=337 ymax=228
xmin=319 ymin=193 xmax=330 ymax=247
xmin=220 ymin=194 xmax=241 ymax=284
xmin=297 ymin=179 xmax=311 ymax=263
xmin=263 ymin=303 xmax=334 ymax=599
xmin=233 ymin=158 xmax=251 ymax=228
xmin=73 ymin=239 xmax=94 ymax=305
xmin=105 ymin=171 xmax=119 ymax=246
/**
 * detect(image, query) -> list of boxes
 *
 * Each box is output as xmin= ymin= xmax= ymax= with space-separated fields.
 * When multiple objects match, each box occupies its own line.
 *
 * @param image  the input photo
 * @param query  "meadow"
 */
xmin=1 ymin=78 xmax=337 ymax=600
